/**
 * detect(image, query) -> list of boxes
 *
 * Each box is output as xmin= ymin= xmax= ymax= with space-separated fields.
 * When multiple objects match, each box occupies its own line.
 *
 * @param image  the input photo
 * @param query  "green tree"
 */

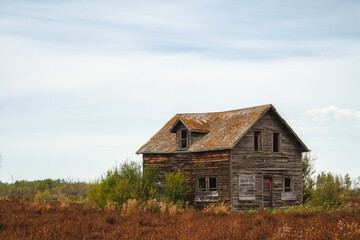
xmin=163 ymin=170 xmax=187 ymax=204
xmin=302 ymin=152 xmax=316 ymax=203
xmin=312 ymin=172 xmax=344 ymax=209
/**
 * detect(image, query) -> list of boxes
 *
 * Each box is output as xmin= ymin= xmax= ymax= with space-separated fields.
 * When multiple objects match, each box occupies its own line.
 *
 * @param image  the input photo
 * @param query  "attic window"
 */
xmin=273 ymin=132 xmax=280 ymax=152
xmin=254 ymin=131 xmax=262 ymax=151
xmin=180 ymin=130 xmax=188 ymax=149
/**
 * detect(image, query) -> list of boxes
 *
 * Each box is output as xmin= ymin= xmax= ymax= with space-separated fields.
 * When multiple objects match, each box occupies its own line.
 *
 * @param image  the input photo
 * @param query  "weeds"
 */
xmin=203 ymin=201 xmax=230 ymax=215
xmin=1 ymin=199 xmax=359 ymax=239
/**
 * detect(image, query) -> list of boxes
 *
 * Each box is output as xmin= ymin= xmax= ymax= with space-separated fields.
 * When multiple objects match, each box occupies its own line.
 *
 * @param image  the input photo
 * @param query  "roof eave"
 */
xmin=137 ymin=147 xmax=232 ymax=155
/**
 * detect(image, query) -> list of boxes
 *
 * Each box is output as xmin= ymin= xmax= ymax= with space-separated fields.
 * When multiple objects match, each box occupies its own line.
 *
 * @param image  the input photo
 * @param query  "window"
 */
xmin=273 ymin=132 xmax=280 ymax=152
xmin=209 ymin=178 xmax=217 ymax=191
xmin=180 ymin=130 xmax=188 ymax=149
xmin=254 ymin=131 xmax=262 ymax=151
xmin=198 ymin=178 xmax=206 ymax=191
xmin=284 ymin=177 xmax=292 ymax=192
xmin=197 ymin=177 xmax=217 ymax=192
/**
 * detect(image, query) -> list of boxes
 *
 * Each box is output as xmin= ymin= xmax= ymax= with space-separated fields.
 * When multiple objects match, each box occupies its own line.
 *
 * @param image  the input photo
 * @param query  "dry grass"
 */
xmin=203 ymin=202 xmax=230 ymax=215
xmin=122 ymin=199 xmax=139 ymax=215
xmin=0 ymin=200 xmax=359 ymax=239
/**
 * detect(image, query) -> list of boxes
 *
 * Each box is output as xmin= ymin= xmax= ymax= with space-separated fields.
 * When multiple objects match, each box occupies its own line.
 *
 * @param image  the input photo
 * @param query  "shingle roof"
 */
xmin=136 ymin=104 xmax=308 ymax=154
xmin=170 ymin=117 xmax=210 ymax=133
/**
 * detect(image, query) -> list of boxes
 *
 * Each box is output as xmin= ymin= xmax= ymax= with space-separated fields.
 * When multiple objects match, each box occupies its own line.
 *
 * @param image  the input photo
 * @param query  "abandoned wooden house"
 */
xmin=136 ymin=104 xmax=309 ymax=211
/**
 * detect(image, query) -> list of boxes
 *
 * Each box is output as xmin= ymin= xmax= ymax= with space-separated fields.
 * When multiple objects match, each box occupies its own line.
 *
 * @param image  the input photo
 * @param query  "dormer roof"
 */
xmin=169 ymin=116 xmax=210 ymax=133
xmin=136 ymin=104 xmax=309 ymax=154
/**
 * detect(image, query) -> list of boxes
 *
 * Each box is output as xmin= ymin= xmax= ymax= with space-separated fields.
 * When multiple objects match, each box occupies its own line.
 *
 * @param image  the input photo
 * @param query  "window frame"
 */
xmin=209 ymin=177 xmax=217 ymax=191
xmin=272 ymin=132 xmax=281 ymax=152
xmin=197 ymin=176 xmax=217 ymax=192
xmin=253 ymin=130 xmax=262 ymax=152
xmin=284 ymin=176 xmax=292 ymax=192
xmin=198 ymin=177 xmax=206 ymax=192
xmin=179 ymin=129 xmax=189 ymax=150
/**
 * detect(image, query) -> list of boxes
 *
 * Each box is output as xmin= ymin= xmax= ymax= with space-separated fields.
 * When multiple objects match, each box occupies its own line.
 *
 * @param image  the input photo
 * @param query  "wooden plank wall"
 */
xmin=143 ymin=150 xmax=230 ymax=205
xmin=230 ymin=109 xmax=303 ymax=211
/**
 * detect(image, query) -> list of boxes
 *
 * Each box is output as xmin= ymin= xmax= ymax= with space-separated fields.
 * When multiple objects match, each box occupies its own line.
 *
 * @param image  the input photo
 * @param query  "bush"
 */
xmin=87 ymin=181 xmax=108 ymax=209
xmin=163 ymin=170 xmax=187 ymax=204
xmin=311 ymin=172 xmax=345 ymax=210
xmin=87 ymin=161 xmax=160 ymax=209
xmin=143 ymin=199 xmax=160 ymax=212
xmin=34 ymin=190 xmax=52 ymax=201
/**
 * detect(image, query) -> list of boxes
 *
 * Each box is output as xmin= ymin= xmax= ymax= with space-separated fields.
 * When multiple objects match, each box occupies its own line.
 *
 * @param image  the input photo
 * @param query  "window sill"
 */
xmin=195 ymin=191 xmax=219 ymax=202
xmin=281 ymin=192 xmax=297 ymax=201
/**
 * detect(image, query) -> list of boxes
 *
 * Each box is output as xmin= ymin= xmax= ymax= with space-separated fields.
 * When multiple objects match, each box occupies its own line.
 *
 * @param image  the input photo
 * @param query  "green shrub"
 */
xmin=311 ymin=172 xmax=345 ymax=210
xmin=163 ymin=170 xmax=187 ymax=204
xmin=87 ymin=161 xmax=160 ymax=209
xmin=87 ymin=182 xmax=106 ymax=208
xmin=34 ymin=190 xmax=52 ymax=201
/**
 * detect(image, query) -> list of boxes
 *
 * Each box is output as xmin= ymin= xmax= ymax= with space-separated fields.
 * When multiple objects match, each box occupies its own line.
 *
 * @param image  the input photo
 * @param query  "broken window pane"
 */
xmin=254 ymin=131 xmax=261 ymax=151
xmin=181 ymin=130 xmax=187 ymax=139
xmin=285 ymin=177 xmax=291 ymax=192
xmin=209 ymin=178 xmax=217 ymax=191
xmin=199 ymin=178 xmax=206 ymax=191
xmin=273 ymin=132 xmax=280 ymax=152
xmin=181 ymin=140 xmax=187 ymax=148
xmin=180 ymin=130 xmax=188 ymax=148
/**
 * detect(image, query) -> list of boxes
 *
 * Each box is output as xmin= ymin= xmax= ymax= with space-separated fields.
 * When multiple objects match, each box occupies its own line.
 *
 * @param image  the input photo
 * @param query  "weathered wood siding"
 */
xmin=230 ymin=109 xmax=303 ymax=211
xmin=143 ymin=150 xmax=230 ymax=205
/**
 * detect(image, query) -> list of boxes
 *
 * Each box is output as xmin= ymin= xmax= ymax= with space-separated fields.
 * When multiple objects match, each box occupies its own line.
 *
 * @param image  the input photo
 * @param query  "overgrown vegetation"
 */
xmin=1 ymin=199 xmax=359 ymax=240
xmin=87 ymin=161 xmax=187 ymax=209
xmin=1 ymin=156 xmax=359 ymax=213
xmin=0 ymin=178 xmax=88 ymax=201
xmin=163 ymin=170 xmax=187 ymax=205
xmin=302 ymin=153 xmax=360 ymax=210
xmin=302 ymin=152 xmax=316 ymax=203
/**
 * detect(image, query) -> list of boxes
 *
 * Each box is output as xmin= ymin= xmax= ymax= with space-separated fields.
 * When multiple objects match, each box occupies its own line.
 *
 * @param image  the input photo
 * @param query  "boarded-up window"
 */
xmin=273 ymin=132 xmax=280 ymax=152
xmin=239 ymin=174 xmax=255 ymax=200
xmin=281 ymin=177 xmax=296 ymax=200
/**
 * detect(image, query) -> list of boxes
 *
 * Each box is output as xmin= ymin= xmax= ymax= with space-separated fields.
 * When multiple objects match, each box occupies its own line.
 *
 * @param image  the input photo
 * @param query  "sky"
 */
xmin=0 ymin=0 xmax=359 ymax=183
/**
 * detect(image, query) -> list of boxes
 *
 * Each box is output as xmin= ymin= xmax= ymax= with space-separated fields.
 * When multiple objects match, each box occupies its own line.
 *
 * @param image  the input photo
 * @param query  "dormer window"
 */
xmin=180 ymin=130 xmax=188 ymax=149
xmin=170 ymin=117 xmax=209 ymax=151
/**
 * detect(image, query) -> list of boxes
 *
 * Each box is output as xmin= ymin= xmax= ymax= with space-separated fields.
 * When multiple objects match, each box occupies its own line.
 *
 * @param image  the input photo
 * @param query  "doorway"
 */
xmin=263 ymin=177 xmax=273 ymax=208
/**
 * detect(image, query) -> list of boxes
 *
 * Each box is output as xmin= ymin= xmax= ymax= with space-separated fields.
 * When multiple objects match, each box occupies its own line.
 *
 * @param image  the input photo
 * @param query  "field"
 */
xmin=0 ymin=200 xmax=359 ymax=240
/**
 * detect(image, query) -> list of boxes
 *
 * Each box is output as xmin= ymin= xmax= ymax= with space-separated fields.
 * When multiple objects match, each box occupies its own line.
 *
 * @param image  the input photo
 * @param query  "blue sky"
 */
xmin=0 ymin=0 xmax=359 ymax=182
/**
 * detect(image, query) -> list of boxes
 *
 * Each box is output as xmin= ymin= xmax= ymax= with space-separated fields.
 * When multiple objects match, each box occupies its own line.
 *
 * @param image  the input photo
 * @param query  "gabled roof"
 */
xmin=136 ymin=104 xmax=309 ymax=154
xmin=169 ymin=116 xmax=210 ymax=133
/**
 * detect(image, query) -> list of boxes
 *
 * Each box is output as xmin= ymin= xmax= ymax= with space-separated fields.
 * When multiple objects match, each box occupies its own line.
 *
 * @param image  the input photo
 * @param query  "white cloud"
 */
xmin=306 ymin=106 xmax=360 ymax=122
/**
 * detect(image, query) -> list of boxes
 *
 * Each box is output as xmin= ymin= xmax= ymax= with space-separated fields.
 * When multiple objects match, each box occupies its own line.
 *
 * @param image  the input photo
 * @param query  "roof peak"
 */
xmin=176 ymin=104 xmax=273 ymax=116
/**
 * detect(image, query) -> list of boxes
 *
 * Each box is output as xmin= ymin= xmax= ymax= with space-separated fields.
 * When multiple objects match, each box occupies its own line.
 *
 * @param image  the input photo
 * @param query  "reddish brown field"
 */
xmin=0 ymin=200 xmax=359 ymax=240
